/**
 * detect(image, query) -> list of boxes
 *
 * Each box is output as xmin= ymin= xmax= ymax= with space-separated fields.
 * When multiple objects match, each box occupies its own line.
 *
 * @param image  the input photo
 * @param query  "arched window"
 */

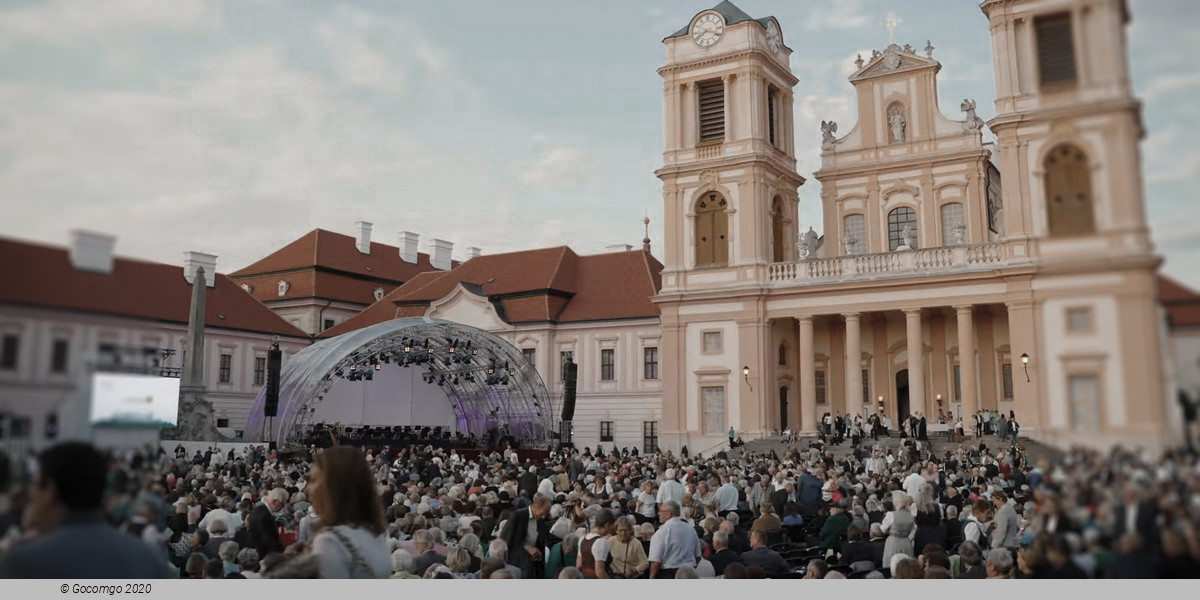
xmin=1044 ymin=144 xmax=1094 ymax=236
xmin=771 ymin=196 xmax=786 ymax=262
xmin=695 ymin=192 xmax=729 ymax=267
xmin=887 ymin=207 xmax=918 ymax=251
xmin=842 ymin=213 xmax=865 ymax=255
xmin=940 ymin=203 xmax=965 ymax=246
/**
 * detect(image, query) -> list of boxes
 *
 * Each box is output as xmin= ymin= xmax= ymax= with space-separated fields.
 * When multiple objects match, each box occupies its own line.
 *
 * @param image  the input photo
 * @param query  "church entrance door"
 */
xmin=896 ymin=369 xmax=910 ymax=423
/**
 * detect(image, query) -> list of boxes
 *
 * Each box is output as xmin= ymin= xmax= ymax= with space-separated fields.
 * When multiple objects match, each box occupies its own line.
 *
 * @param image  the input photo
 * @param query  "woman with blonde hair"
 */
xmin=445 ymin=547 xmax=476 ymax=579
xmin=308 ymin=447 xmax=390 ymax=578
xmin=881 ymin=491 xmax=915 ymax=568
xmin=913 ymin=483 xmax=944 ymax=554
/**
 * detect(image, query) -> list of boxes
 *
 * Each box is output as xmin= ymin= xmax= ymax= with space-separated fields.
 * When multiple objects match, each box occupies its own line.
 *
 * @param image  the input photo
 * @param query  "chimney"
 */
xmin=69 ymin=230 xmax=116 ymax=274
xmin=429 ymin=238 xmax=454 ymax=270
xmin=355 ymin=221 xmax=373 ymax=254
xmin=183 ymin=251 xmax=218 ymax=288
xmin=398 ymin=231 xmax=420 ymax=264
xmin=466 ymin=247 xmax=482 ymax=260
xmin=606 ymin=244 xmax=633 ymax=253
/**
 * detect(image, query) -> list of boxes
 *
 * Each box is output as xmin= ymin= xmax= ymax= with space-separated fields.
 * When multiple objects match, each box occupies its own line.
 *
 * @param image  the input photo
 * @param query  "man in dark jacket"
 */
xmin=499 ymin=495 xmax=550 ymax=578
xmin=819 ymin=502 xmax=851 ymax=553
xmin=0 ymin=443 xmax=169 ymax=578
xmin=709 ymin=531 xmax=742 ymax=575
xmin=797 ymin=469 xmax=823 ymax=516
xmin=738 ymin=530 xmax=788 ymax=578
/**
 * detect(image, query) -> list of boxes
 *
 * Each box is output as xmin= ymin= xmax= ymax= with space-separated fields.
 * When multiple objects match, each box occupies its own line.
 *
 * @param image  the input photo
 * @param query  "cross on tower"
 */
xmin=885 ymin=12 xmax=902 ymax=44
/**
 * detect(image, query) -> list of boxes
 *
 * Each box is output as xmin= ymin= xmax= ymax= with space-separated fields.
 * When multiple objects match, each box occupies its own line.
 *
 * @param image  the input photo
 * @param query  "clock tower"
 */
xmin=654 ymin=1 xmax=804 ymax=452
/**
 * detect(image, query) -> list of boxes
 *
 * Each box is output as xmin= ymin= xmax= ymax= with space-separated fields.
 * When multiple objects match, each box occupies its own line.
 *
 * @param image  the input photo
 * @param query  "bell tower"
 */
xmin=656 ymin=1 xmax=804 ymax=287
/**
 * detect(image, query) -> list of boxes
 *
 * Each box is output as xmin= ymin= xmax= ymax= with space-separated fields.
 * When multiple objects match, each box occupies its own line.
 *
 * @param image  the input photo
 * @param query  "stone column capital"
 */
xmin=843 ymin=312 xmax=861 ymax=321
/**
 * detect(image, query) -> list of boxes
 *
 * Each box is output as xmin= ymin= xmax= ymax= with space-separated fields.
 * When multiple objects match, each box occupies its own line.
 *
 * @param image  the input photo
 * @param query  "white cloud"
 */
xmin=517 ymin=147 xmax=595 ymax=187
xmin=1142 ymin=72 xmax=1200 ymax=102
xmin=804 ymin=0 xmax=871 ymax=31
xmin=0 ymin=0 xmax=221 ymax=48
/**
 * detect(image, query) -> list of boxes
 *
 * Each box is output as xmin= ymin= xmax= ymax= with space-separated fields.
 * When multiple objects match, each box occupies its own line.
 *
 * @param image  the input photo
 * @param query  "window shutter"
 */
xmin=1036 ymin=14 xmax=1077 ymax=86
xmin=698 ymin=81 xmax=725 ymax=141
xmin=767 ymin=89 xmax=777 ymax=146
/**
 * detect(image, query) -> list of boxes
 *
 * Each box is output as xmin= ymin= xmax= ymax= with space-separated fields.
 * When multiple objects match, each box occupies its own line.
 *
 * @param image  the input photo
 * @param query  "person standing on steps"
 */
xmin=728 ymin=426 xmax=735 ymax=449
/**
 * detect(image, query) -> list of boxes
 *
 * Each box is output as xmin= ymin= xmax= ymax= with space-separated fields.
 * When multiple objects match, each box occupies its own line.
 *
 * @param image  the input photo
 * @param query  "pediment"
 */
xmin=851 ymin=43 xmax=940 ymax=81
xmin=425 ymin=282 xmax=511 ymax=332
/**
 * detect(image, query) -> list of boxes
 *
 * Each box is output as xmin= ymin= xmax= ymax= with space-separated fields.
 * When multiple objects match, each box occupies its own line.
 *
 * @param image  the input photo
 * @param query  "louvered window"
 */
xmin=767 ymin=88 xmax=777 ymax=146
xmin=1036 ymin=13 xmax=1077 ymax=87
xmin=698 ymin=80 xmax=725 ymax=142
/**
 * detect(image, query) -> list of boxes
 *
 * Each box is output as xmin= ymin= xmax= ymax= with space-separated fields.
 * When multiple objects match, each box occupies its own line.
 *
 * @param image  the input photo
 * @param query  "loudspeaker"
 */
xmin=264 ymin=345 xmax=282 ymax=418
xmin=561 ymin=359 xmax=577 ymax=423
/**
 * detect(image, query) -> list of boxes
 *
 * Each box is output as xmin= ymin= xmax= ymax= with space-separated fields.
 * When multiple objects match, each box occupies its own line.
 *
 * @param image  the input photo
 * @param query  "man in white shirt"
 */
xmin=657 ymin=469 xmax=684 ymax=506
xmin=903 ymin=467 xmax=925 ymax=500
xmin=715 ymin=475 xmax=740 ymax=517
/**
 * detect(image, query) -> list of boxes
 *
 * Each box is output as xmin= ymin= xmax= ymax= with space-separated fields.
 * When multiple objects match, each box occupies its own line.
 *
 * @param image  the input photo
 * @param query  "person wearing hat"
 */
xmin=819 ymin=500 xmax=852 ymax=553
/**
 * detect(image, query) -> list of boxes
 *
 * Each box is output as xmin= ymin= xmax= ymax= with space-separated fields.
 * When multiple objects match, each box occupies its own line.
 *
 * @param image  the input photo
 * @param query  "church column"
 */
xmin=905 ymin=308 xmax=927 ymax=418
xmin=1007 ymin=300 xmax=1041 ymax=430
xmin=844 ymin=313 xmax=863 ymax=419
xmin=684 ymin=82 xmax=698 ymax=148
xmin=782 ymin=90 xmax=794 ymax=156
xmin=723 ymin=74 xmax=735 ymax=144
xmin=956 ymin=305 xmax=979 ymax=433
xmin=799 ymin=315 xmax=817 ymax=433
xmin=977 ymin=310 xmax=998 ymax=410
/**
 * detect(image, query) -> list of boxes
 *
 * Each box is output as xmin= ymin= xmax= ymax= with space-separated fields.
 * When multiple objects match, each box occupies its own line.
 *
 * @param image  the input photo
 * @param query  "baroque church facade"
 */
xmin=655 ymin=0 xmax=1179 ymax=454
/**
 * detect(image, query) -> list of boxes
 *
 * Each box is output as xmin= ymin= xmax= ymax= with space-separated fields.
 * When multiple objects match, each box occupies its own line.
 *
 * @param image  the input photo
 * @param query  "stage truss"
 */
xmin=244 ymin=318 xmax=558 ymax=449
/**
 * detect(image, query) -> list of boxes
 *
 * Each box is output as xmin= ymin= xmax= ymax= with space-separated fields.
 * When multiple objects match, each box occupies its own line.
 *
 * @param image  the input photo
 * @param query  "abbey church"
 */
xmin=654 ymin=0 xmax=1178 ymax=453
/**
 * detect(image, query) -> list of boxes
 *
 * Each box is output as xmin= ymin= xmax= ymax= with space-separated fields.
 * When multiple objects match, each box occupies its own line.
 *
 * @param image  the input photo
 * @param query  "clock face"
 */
xmin=766 ymin=21 xmax=781 ymax=53
xmin=691 ymin=13 xmax=724 ymax=47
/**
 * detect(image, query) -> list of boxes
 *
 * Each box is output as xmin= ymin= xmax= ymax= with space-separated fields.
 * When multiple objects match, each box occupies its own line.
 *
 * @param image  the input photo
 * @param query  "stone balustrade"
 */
xmin=768 ymin=243 xmax=1006 ymax=284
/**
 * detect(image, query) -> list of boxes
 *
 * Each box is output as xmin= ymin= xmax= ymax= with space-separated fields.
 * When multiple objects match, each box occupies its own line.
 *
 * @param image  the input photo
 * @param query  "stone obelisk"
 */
xmin=164 ymin=266 xmax=226 ymax=441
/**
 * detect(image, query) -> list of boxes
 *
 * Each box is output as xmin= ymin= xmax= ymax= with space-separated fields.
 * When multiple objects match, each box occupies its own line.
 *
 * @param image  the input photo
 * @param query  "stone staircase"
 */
xmin=726 ymin=432 xmax=1064 ymax=466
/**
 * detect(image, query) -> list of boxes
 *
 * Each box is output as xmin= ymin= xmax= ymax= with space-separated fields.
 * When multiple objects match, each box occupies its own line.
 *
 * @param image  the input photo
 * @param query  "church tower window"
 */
xmin=887 ymin=207 xmax=917 ymax=251
xmin=1044 ymin=144 xmax=1094 ymax=237
xmin=698 ymin=80 xmax=725 ymax=142
xmin=767 ymin=86 xmax=778 ymax=147
xmin=1035 ymin=13 xmax=1077 ymax=87
xmin=770 ymin=196 xmax=785 ymax=262
xmin=842 ymin=214 xmax=866 ymax=255
xmin=695 ymin=192 xmax=729 ymax=267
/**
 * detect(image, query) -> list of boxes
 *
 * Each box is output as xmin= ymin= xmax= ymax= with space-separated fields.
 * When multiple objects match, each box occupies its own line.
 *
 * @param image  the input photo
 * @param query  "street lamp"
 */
xmin=743 ymin=365 xmax=753 ymax=392
xmin=1020 ymin=353 xmax=1031 ymax=382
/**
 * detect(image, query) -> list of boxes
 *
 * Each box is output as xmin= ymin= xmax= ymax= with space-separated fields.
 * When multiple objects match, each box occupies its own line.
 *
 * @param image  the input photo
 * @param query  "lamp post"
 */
xmin=1020 ymin=353 xmax=1030 ymax=382
xmin=743 ymin=365 xmax=753 ymax=392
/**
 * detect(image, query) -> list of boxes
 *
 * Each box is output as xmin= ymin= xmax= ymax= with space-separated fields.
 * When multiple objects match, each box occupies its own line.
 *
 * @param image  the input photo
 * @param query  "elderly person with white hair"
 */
xmin=485 ymin=539 xmax=524 ymax=579
xmin=657 ymin=469 xmax=684 ymax=506
xmin=881 ymin=491 xmax=915 ymax=568
xmin=218 ymin=540 xmax=240 ymax=577
xmin=236 ymin=548 xmax=260 ymax=579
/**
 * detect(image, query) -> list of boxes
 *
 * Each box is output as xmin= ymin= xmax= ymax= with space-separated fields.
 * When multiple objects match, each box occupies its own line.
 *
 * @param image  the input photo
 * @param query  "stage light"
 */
xmin=374 ymin=362 xmax=381 ymax=371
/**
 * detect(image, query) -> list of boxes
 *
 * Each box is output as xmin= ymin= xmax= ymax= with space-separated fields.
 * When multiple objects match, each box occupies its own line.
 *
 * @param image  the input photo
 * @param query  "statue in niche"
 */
xmin=896 ymin=223 xmax=917 ymax=250
xmin=961 ymin=99 xmax=984 ymax=131
xmin=821 ymin=120 xmax=838 ymax=150
xmin=887 ymin=105 xmax=906 ymax=143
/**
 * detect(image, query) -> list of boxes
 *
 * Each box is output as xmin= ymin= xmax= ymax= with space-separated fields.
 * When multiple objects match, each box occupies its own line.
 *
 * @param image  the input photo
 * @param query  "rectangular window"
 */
xmin=1068 ymin=374 xmax=1100 ymax=431
xmin=323 ymin=319 xmax=335 ymax=331
xmin=843 ymin=214 xmax=866 ymax=255
xmin=861 ymin=369 xmax=871 ymax=408
xmin=216 ymin=417 xmax=230 ymax=429
xmin=643 ymin=421 xmax=659 ymax=454
xmin=815 ymin=370 xmax=827 ymax=404
xmin=600 ymin=349 xmax=615 ymax=381
xmin=522 ymin=348 xmax=536 ymax=367
xmin=600 ymin=421 xmax=613 ymax=442
xmin=767 ymin=88 xmax=777 ymax=146
xmin=940 ymin=202 xmax=965 ymax=245
xmin=953 ymin=365 xmax=962 ymax=401
xmin=1066 ymin=307 xmax=1093 ymax=333
xmin=0 ymin=334 xmax=18 ymax=370
xmin=1002 ymin=363 xmax=1014 ymax=399
xmin=1036 ymin=13 xmax=1077 ymax=87
xmin=51 ymin=339 xmax=69 ymax=374
xmin=702 ymin=386 xmax=726 ymax=434
xmin=560 ymin=351 xmax=574 ymax=380
xmin=254 ymin=356 xmax=267 ymax=386
xmin=219 ymin=353 xmax=232 ymax=384
xmin=698 ymin=80 xmax=725 ymax=142
xmin=44 ymin=413 xmax=58 ymax=440
xmin=10 ymin=416 xmax=31 ymax=439
xmin=702 ymin=331 xmax=722 ymax=353
xmin=643 ymin=347 xmax=659 ymax=380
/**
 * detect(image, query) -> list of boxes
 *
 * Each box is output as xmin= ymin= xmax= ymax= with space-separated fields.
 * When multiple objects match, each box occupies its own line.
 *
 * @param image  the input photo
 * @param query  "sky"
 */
xmin=0 ymin=0 xmax=1197 ymax=288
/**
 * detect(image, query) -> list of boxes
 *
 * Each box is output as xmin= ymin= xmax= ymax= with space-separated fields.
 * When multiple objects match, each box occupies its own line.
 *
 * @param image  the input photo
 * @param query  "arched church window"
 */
xmin=1044 ymin=144 xmax=1094 ymax=237
xmin=940 ymin=203 xmax=966 ymax=246
xmin=771 ymin=196 xmax=786 ymax=262
xmin=842 ymin=213 xmax=865 ymax=255
xmin=695 ymin=192 xmax=729 ymax=267
xmin=887 ymin=207 xmax=917 ymax=251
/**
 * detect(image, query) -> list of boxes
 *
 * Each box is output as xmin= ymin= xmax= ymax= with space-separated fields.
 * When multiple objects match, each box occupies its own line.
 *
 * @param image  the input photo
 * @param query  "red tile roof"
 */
xmin=321 ymin=247 xmax=664 ymax=337
xmin=1159 ymin=275 xmax=1200 ymax=329
xmin=0 ymin=236 xmax=308 ymax=338
xmin=230 ymin=229 xmax=456 ymax=306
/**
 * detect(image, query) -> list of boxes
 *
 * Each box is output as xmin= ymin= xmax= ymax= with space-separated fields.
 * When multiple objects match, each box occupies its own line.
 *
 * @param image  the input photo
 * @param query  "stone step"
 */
xmin=726 ymin=432 xmax=1062 ymax=467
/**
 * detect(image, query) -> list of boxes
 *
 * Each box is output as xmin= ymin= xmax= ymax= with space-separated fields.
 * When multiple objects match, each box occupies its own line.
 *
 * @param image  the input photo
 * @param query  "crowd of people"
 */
xmin=0 ymin=428 xmax=1198 ymax=579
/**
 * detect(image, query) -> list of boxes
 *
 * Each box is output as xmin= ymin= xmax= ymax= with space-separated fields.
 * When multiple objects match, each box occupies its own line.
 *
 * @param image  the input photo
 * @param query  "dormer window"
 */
xmin=277 ymin=280 xmax=289 ymax=297
xmin=374 ymin=288 xmax=385 ymax=302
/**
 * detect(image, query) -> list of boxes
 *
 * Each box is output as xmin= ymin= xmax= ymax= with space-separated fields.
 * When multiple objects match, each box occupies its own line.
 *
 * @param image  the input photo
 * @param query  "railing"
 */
xmin=696 ymin=143 xmax=723 ymax=159
xmin=768 ymin=242 xmax=1006 ymax=284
